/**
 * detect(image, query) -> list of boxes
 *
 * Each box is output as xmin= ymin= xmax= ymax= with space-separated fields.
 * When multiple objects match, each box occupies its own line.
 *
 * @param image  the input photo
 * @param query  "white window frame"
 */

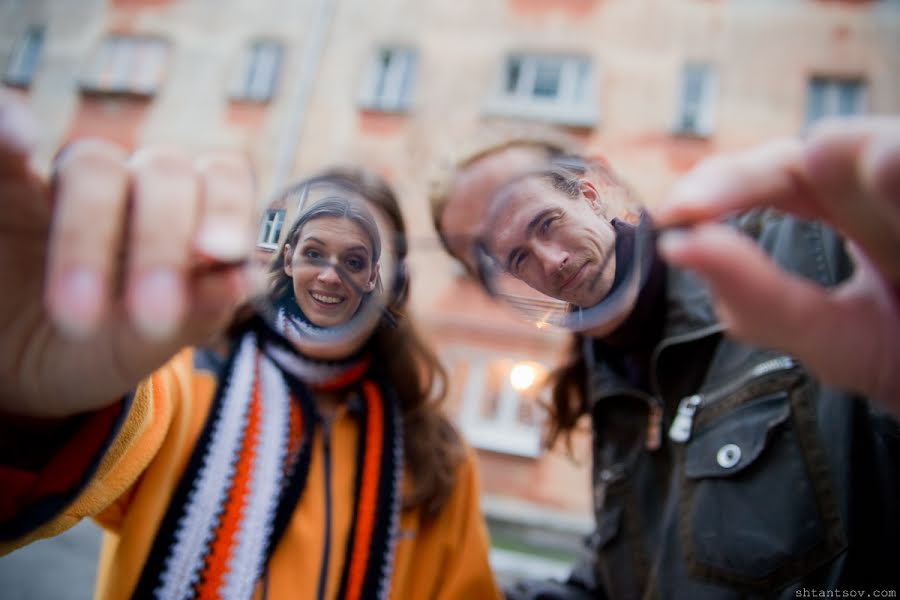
xmin=257 ymin=208 xmax=286 ymax=250
xmin=806 ymin=76 xmax=867 ymax=128
xmin=485 ymin=54 xmax=598 ymax=127
xmin=358 ymin=46 xmax=417 ymax=113
xmin=230 ymin=40 xmax=283 ymax=102
xmin=673 ymin=63 xmax=717 ymax=137
xmin=3 ymin=26 xmax=44 ymax=87
xmin=80 ymin=35 xmax=169 ymax=96
xmin=445 ymin=347 xmax=547 ymax=458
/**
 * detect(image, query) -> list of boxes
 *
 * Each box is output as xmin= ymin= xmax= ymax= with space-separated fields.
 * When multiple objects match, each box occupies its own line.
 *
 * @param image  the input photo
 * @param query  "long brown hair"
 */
xmin=271 ymin=167 xmax=464 ymax=519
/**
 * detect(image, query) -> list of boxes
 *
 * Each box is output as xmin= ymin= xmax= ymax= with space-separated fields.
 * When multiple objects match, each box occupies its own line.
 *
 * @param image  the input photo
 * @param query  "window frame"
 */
xmin=805 ymin=75 xmax=867 ymax=128
xmin=358 ymin=46 xmax=418 ymax=113
xmin=79 ymin=34 xmax=169 ymax=98
xmin=257 ymin=208 xmax=286 ymax=250
xmin=673 ymin=62 xmax=718 ymax=138
xmin=485 ymin=53 xmax=598 ymax=127
xmin=229 ymin=39 xmax=284 ymax=103
xmin=444 ymin=346 xmax=548 ymax=458
xmin=3 ymin=26 xmax=45 ymax=88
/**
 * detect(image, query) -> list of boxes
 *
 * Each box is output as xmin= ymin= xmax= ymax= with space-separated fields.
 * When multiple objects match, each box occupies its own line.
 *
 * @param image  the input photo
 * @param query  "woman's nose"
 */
xmin=316 ymin=263 xmax=342 ymax=284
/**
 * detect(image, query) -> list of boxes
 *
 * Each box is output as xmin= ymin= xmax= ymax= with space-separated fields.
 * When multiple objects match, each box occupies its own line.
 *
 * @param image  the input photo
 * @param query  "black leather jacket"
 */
xmin=507 ymin=212 xmax=900 ymax=599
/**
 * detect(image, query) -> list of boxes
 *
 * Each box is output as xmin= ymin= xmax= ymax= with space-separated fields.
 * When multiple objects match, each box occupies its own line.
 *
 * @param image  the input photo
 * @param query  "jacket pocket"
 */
xmin=679 ymin=385 xmax=847 ymax=592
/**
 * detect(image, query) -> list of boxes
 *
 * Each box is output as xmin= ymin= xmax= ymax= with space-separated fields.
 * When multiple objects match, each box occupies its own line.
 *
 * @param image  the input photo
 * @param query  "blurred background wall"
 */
xmin=2 ymin=0 xmax=899 ymax=594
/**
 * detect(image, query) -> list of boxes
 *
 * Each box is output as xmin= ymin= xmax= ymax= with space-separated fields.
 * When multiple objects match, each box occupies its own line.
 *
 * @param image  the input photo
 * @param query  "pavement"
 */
xmin=0 ymin=520 xmax=101 ymax=600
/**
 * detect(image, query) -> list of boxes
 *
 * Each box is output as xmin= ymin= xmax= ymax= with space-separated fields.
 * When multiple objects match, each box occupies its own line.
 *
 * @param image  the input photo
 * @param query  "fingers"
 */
xmin=126 ymin=148 xmax=198 ymax=339
xmin=806 ymin=117 xmax=900 ymax=280
xmin=655 ymin=139 xmax=816 ymax=227
xmin=194 ymin=154 xmax=256 ymax=262
xmin=0 ymin=91 xmax=37 ymax=177
xmin=46 ymin=142 xmax=255 ymax=341
xmin=657 ymin=224 xmax=843 ymax=363
xmin=659 ymin=223 xmax=900 ymax=404
xmin=46 ymin=140 xmax=129 ymax=338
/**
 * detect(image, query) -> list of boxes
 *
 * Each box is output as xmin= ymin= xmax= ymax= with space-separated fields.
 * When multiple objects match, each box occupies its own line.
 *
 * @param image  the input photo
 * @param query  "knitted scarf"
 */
xmin=131 ymin=318 xmax=403 ymax=600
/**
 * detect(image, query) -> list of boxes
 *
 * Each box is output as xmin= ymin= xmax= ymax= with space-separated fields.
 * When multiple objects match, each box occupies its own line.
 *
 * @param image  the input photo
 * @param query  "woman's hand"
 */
xmin=0 ymin=93 xmax=256 ymax=418
xmin=655 ymin=116 xmax=900 ymax=415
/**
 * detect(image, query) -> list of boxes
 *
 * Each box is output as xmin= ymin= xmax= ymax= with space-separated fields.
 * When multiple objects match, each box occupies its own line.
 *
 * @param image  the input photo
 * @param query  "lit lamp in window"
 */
xmin=509 ymin=361 xmax=546 ymax=393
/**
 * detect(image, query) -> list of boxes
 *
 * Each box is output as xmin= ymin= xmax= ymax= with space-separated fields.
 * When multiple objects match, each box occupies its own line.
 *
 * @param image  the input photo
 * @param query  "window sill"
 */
xmin=79 ymin=85 xmax=156 ymax=100
xmin=484 ymin=97 xmax=598 ymax=128
xmin=461 ymin=423 xmax=542 ymax=458
xmin=670 ymin=127 xmax=713 ymax=141
xmin=357 ymin=103 xmax=411 ymax=115
xmin=256 ymin=242 xmax=278 ymax=251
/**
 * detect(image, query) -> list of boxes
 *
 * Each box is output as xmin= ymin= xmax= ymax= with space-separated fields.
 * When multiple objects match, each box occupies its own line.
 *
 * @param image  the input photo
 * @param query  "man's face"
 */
xmin=486 ymin=176 xmax=617 ymax=308
xmin=439 ymin=147 xmax=549 ymax=273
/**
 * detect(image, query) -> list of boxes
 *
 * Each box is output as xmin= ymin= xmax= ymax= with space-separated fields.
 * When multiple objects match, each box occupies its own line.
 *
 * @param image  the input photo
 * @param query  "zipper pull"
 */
xmin=668 ymin=394 xmax=703 ymax=443
xmin=646 ymin=403 xmax=663 ymax=451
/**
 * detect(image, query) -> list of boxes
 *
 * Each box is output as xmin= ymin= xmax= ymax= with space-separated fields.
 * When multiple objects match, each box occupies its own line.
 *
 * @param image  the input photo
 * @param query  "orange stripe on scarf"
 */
xmin=196 ymin=355 xmax=264 ymax=598
xmin=314 ymin=357 xmax=372 ymax=393
xmin=344 ymin=380 xmax=384 ymax=600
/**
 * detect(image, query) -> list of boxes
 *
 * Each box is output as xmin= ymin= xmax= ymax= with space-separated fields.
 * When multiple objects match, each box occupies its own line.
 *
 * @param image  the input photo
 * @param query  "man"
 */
xmin=431 ymin=118 xmax=900 ymax=597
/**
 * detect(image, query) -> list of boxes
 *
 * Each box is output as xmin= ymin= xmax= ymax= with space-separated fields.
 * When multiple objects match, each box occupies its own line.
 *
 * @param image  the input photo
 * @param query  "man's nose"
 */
xmin=534 ymin=243 xmax=569 ymax=280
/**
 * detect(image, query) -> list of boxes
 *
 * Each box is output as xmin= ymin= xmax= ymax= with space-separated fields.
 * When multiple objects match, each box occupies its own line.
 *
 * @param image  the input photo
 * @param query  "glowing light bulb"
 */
xmin=510 ymin=362 xmax=540 ymax=392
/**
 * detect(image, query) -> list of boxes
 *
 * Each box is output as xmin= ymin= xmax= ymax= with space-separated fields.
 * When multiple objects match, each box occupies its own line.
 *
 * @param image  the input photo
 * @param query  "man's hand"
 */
xmin=655 ymin=117 xmax=900 ymax=414
xmin=0 ymin=94 xmax=256 ymax=418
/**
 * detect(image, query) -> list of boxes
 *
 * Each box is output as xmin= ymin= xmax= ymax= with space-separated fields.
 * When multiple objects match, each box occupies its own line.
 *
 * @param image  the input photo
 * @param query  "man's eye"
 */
xmin=540 ymin=216 xmax=558 ymax=234
xmin=512 ymin=251 xmax=528 ymax=275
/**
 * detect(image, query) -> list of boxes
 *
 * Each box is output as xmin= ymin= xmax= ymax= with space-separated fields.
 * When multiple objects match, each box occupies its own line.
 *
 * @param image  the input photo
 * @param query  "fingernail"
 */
xmin=195 ymin=221 xmax=250 ymax=262
xmin=657 ymin=229 xmax=692 ymax=259
xmin=132 ymin=268 xmax=184 ymax=339
xmin=0 ymin=96 xmax=37 ymax=155
xmin=51 ymin=267 xmax=103 ymax=338
xmin=668 ymin=169 xmax=737 ymax=207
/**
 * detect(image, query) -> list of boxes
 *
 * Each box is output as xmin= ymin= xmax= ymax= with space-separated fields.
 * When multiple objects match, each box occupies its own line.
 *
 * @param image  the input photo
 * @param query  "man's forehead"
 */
xmin=488 ymin=183 xmax=559 ymax=253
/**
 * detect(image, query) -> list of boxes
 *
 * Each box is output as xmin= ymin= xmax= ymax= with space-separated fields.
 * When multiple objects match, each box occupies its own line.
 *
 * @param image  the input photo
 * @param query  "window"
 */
xmin=3 ymin=26 xmax=44 ymax=87
xmin=258 ymin=208 xmax=286 ymax=248
xmin=806 ymin=76 xmax=866 ymax=127
xmin=447 ymin=348 xmax=546 ymax=457
xmin=358 ymin=47 xmax=417 ymax=112
xmin=230 ymin=40 xmax=283 ymax=102
xmin=80 ymin=35 xmax=169 ymax=96
xmin=674 ymin=63 xmax=717 ymax=137
xmin=486 ymin=54 xmax=597 ymax=127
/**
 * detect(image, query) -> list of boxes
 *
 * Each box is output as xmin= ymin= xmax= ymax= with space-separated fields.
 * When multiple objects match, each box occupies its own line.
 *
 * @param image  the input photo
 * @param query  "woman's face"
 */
xmin=283 ymin=216 xmax=380 ymax=328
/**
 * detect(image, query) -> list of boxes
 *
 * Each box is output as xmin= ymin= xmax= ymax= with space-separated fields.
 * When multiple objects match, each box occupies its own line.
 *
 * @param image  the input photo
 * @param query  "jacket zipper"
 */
xmin=667 ymin=356 xmax=798 ymax=444
xmin=316 ymin=416 xmax=334 ymax=600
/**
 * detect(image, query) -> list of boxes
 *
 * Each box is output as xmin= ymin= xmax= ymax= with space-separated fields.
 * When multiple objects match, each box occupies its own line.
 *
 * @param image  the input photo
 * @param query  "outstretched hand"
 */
xmin=655 ymin=117 xmax=900 ymax=415
xmin=0 ymin=93 xmax=256 ymax=418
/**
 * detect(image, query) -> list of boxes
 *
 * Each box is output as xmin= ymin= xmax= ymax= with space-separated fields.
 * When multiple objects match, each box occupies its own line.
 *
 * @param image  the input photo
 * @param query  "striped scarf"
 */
xmin=131 ymin=326 xmax=404 ymax=600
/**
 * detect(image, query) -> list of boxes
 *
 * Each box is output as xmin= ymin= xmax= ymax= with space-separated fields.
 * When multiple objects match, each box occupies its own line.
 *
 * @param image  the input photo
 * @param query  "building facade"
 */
xmin=3 ymin=0 xmax=900 ymax=580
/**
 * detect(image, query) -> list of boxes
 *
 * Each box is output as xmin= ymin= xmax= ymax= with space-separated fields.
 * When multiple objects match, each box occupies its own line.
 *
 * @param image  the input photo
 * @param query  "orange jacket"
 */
xmin=1 ymin=347 xmax=502 ymax=600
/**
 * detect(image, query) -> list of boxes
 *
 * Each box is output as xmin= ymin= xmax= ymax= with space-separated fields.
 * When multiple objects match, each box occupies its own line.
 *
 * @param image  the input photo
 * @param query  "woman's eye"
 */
xmin=303 ymin=248 xmax=322 ymax=261
xmin=345 ymin=256 xmax=367 ymax=272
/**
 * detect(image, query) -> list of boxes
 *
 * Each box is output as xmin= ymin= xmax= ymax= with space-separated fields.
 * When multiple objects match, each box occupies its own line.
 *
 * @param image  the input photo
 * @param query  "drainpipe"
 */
xmin=269 ymin=0 xmax=336 ymax=193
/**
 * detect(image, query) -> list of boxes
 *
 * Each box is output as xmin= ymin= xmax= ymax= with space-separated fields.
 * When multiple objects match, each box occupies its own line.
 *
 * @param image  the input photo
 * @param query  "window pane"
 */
xmin=505 ymin=56 xmax=522 ymax=95
xmin=532 ymin=59 xmax=561 ymax=98
xmin=4 ymin=26 xmax=44 ymax=85
xmin=837 ymin=81 xmax=863 ymax=116
xmin=246 ymin=42 xmax=282 ymax=101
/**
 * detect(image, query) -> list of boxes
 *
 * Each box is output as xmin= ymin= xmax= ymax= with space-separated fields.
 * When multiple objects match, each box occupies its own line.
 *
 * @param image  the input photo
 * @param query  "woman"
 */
xmin=0 ymin=164 xmax=502 ymax=600
xmin=275 ymin=193 xmax=382 ymax=330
